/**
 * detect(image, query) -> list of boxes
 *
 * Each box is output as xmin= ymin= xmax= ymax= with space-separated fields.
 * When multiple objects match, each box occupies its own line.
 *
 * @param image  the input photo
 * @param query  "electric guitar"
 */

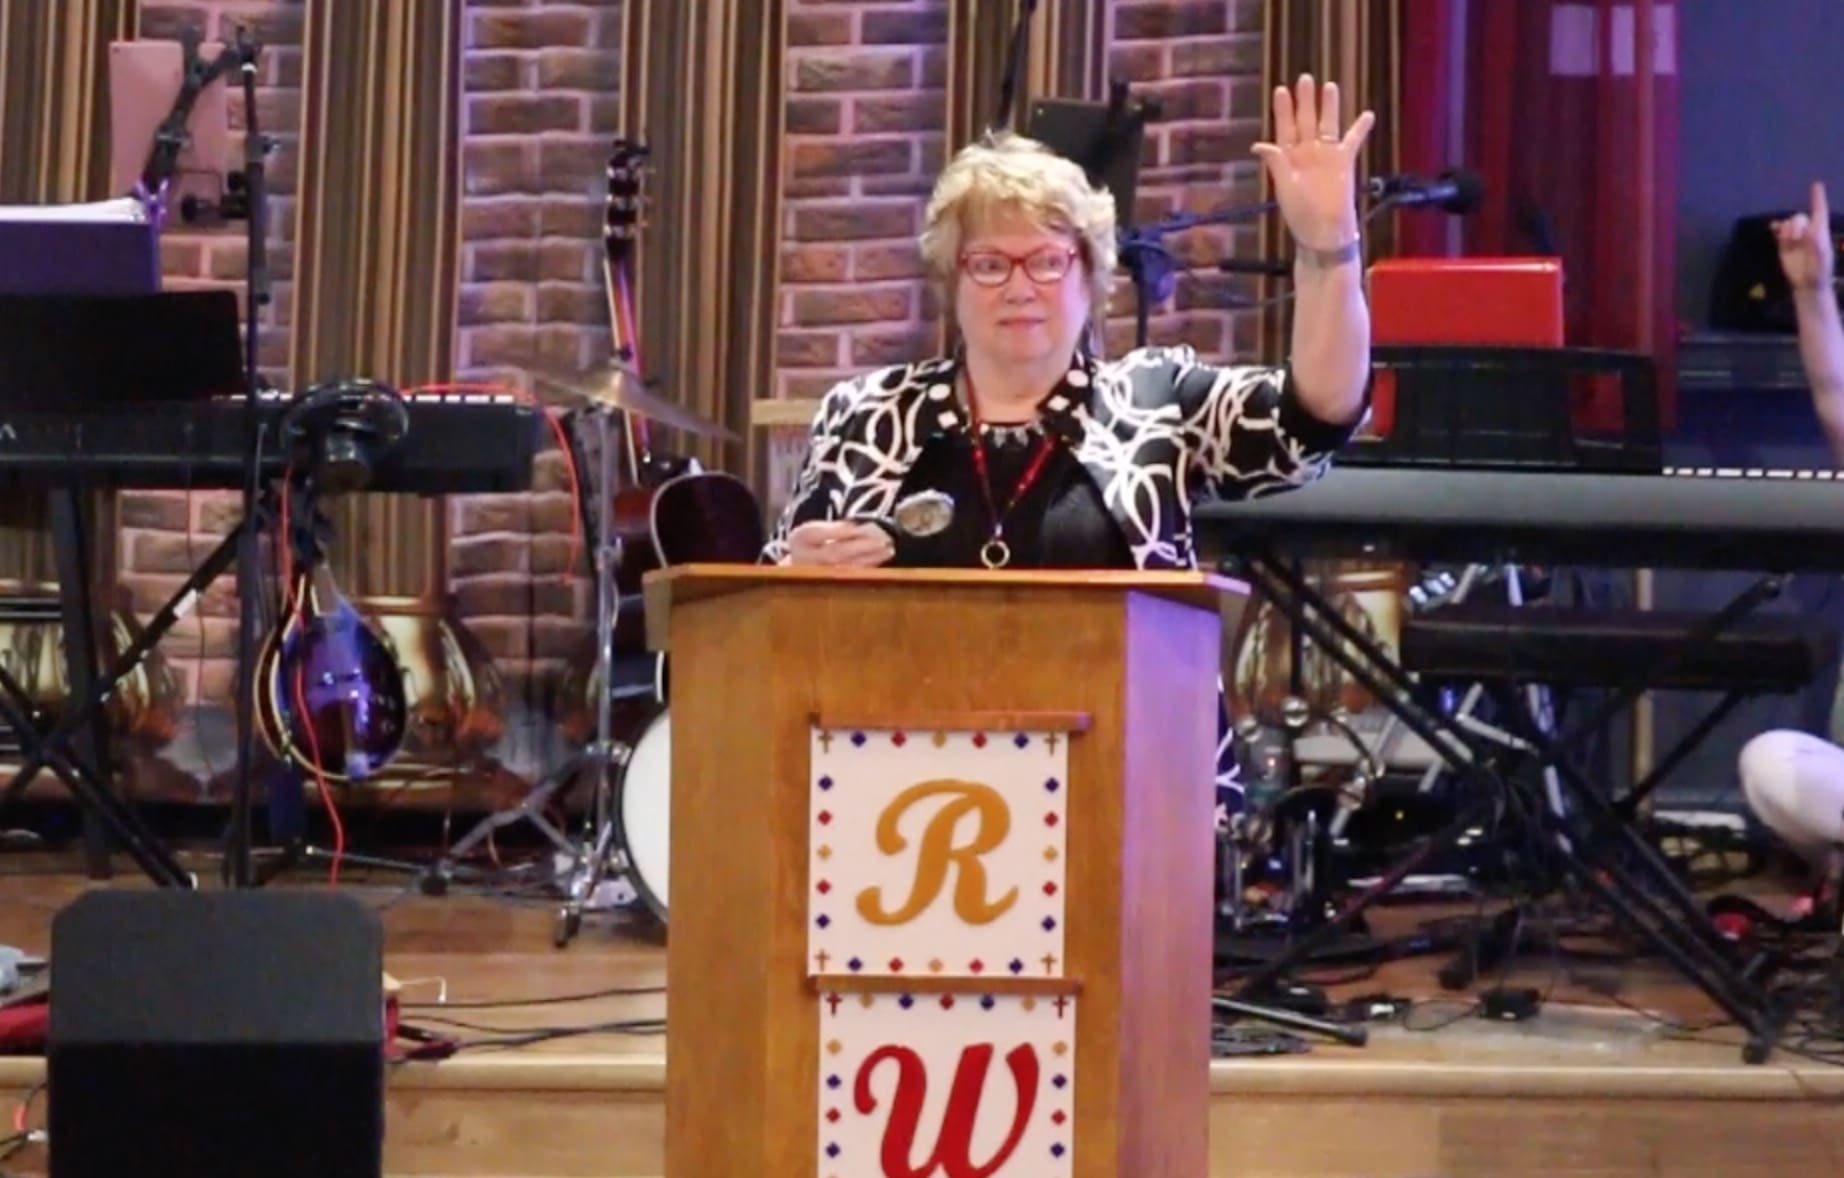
xmin=556 ymin=138 xmax=768 ymax=741
xmin=254 ymin=496 xmax=409 ymax=783
xmin=596 ymin=138 xmax=678 ymax=655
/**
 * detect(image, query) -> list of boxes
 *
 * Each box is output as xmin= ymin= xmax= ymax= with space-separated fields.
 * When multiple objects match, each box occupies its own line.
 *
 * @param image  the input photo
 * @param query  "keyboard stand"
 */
xmin=1220 ymin=540 xmax=1788 ymax=1064
xmin=0 ymin=510 xmax=248 ymax=888
xmin=52 ymin=488 xmax=119 ymax=880
xmin=0 ymin=484 xmax=202 ymax=888
xmin=0 ymin=289 xmax=245 ymax=889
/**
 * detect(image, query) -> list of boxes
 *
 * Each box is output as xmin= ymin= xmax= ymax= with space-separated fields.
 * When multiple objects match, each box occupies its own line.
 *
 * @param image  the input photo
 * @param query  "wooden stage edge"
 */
xmin=9 ymin=1042 xmax=1844 ymax=1099
xmin=4 ymin=874 xmax=1844 ymax=1176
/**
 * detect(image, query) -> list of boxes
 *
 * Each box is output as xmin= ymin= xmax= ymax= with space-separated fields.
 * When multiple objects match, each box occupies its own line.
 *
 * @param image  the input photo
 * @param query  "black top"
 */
xmin=886 ymin=420 xmax=1133 ymax=569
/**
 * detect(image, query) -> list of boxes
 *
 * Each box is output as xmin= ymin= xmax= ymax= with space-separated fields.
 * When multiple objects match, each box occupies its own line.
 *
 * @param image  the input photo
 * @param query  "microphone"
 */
xmin=1366 ymin=167 xmax=1484 ymax=214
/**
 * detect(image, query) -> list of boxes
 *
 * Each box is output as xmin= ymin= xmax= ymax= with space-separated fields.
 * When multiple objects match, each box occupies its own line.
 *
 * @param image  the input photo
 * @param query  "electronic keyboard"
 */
xmin=0 ymin=391 xmax=540 ymax=494
xmin=1193 ymin=465 xmax=1844 ymax=573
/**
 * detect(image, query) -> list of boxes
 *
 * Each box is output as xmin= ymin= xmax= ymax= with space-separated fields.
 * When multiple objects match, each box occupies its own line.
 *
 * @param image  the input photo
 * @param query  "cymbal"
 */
xmin=531 ymin=364 xmax=738 ymax=442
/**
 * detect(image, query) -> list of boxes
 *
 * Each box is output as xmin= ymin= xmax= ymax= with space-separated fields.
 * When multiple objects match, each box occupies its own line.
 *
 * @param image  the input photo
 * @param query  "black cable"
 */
xmin=436 ymin=1017 xmax=667 ymax=1054
xmin=400 ymin=982 xmax=664 ymax=1010
xmin=405 ymin=1012 xmax=664 ymax=1037
xmin=1400 ymin=997 xmax=1481 ymax=1032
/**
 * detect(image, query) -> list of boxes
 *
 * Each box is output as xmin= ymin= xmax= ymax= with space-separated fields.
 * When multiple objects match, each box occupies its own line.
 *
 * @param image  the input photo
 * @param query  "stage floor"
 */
xmin=4 ymin=855 xmax=1844 ymax=1177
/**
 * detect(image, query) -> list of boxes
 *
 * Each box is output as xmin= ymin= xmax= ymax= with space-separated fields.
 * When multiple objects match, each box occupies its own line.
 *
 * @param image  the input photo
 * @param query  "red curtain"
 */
xmin=1397 ymin=0 xmax=1681 ymax=427
xmin=1395 ymin=0 xmax=1458 ymax=259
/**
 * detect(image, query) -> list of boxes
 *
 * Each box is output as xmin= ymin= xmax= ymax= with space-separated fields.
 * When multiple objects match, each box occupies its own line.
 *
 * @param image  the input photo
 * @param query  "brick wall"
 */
xmin=122 ymin=0 xmax=303 ymax=705
xmin=106 ymin=0 xmax=1268 ymax=719
xmin=776 ymin=0 xmax=949 ymax=403
xmin=764 ymin=0 xmax=1269 ymax=512
xmin=116 ymin=0 xmax=625 ymax=709
xmin=1104 ymin=0 xmax=1266 ymax=359
xmin=448 ymin=0 xmax=623 ymax=696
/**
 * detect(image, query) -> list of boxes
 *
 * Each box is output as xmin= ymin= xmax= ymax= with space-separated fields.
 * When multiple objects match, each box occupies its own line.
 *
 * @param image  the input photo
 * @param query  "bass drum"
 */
xmin=615 ymin=707 xmax=671 ymax=923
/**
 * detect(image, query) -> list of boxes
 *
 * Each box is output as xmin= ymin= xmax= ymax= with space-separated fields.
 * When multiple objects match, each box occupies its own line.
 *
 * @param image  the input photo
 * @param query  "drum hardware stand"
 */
xmin=552 ymin=400 xmax=649 ymax=946
xmin=417 ymin=402 xmax=643 ymax=942
xmin=1316 ymin=561 xmax=1565 ymax=900
xmin=255 ymin=841 xmax=431 ymax=885
xmin=1222 ymin=542 xmax=1790 ymax=1064
xmin=420 ymin=743 xmax=624 ymax=895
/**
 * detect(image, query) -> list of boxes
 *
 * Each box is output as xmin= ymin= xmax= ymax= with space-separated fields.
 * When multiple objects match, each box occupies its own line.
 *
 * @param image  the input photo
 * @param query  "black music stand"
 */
xmin=0 ymin=290 xmax=244 ymax=888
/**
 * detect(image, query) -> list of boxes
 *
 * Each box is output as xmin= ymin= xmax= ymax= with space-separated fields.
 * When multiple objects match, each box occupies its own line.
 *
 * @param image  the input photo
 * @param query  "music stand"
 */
xmin=1027 ymin=91 xmax=1150 ymax=229
xmin=0 ymin=289 xmax=244 ymax=889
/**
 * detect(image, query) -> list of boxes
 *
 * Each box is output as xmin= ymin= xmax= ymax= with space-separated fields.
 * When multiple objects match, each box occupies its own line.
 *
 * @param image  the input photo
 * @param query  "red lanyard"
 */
xmin=964 ymin=373 xmax=1057 ymax=569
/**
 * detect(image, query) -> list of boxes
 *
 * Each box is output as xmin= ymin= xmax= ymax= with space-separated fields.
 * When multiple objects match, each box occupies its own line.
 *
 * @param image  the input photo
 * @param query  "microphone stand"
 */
xmin=119 ymin=25 xmax=274 ymax=886
xmin=222 ymin=29 xmax=272 ymax=886
xmin=991 ymin=0 xmax=1040 ymax=132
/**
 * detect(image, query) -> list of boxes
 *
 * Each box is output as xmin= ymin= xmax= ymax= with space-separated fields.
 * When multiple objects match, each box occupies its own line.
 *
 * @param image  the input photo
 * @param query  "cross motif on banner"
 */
xmin=817 ymin=731 xmax=834 ymax=753
xmin=815 ymin=950 xmax=830 ymax=971
xmin=1054 ymin=995 xmax=1070 ymax=1017
xmin=1045 ymin=733 xmax=1059 ymax=754
xmin=1042 ymin=953 xmax=1058 ymax=975
xmin=825 ymin=993 xmax=842 ymax=1015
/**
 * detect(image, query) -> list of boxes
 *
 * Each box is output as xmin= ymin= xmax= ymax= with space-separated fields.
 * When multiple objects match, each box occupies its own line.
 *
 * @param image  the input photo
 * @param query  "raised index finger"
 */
xmin=1815 ymin=181 xmax=1831 ymax=227
xmin=1271 ymin=83 xmax=1297 ymax=146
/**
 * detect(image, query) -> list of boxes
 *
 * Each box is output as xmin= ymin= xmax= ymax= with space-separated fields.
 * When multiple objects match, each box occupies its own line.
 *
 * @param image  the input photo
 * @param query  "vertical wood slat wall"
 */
xmin=622 ymin=0 xmax=787 ymax=486
xmin=1258 ymin=0 xmax=1402 ymax=362
xmin=290 ymin=0 xmax=463 ymax=602
xmin=0 ymin=0 xmax=137 ymax=592
xmin=944 ymin=0 xmax=1109 ymax=157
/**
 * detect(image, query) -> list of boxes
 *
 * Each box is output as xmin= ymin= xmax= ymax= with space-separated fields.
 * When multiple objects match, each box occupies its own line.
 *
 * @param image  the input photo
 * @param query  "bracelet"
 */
xmin=1296 ymin=238 xmax=1362 ymax=269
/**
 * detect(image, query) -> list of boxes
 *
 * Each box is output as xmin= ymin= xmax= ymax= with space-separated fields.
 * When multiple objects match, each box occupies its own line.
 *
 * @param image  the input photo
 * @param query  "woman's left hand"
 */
xmin=1253 ymin=74 xmax=1376 ymax=254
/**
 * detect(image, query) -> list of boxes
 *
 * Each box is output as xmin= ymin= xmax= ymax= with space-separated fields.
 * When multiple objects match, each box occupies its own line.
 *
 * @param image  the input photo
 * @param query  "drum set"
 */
xmin=424 ymin=361 xmax=744 ymax=947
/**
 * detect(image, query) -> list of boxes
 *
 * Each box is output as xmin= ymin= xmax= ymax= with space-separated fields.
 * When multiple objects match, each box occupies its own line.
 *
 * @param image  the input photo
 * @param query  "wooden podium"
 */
xmin=643 ymin=565 xmax=1248 ymax=1178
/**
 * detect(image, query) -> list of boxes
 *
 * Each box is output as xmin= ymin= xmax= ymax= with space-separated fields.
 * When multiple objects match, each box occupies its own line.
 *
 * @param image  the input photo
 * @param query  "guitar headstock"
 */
xmin=604 ymin=137 xmax=650 ymax=269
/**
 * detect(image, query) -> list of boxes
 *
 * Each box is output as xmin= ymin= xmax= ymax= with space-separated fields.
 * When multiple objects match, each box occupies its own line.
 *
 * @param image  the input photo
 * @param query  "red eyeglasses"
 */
xmin=957 ymin=245 xmax=1080 ymax=287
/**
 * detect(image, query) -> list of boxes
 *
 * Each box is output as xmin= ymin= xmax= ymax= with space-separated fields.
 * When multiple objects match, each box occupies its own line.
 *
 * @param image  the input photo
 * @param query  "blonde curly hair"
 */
xmin=917 ymin=132 xmax=1118 ymax=335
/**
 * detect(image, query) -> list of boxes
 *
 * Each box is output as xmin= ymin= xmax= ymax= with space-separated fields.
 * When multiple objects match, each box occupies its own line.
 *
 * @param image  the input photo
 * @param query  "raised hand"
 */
xmin=1252 ymin=74 xmax=1377 ymax=255
xmin=1774 ymin=181 xmax=1835 ymax=293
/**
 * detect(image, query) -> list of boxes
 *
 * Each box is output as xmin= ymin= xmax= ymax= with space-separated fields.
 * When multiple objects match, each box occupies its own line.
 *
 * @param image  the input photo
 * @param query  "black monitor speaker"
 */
xmin=47 ymin=890 xmax=385 ymax=1178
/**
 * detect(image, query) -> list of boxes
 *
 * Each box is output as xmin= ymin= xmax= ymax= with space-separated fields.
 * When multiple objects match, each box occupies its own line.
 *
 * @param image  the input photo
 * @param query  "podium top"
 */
xmin=642 ymin=563 xmax=1248 ymax=651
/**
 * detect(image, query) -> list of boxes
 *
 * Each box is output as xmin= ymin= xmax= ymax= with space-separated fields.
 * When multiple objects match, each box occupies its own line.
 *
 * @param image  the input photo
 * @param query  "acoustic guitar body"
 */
xmin=648 ymin=471 xmax=766 ymax=566
xmin=554 ymin=470 xmax=764 ymax=746
xmin=607 ymin=464 xmax=680 ymax=656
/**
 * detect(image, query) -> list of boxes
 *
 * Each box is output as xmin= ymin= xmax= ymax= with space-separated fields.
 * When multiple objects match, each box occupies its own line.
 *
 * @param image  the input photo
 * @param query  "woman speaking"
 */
xmin=764 ymin=74 xmax=1375 ymax=571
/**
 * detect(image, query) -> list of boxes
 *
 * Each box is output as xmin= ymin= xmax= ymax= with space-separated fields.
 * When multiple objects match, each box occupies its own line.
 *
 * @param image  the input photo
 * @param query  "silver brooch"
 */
xmin=892 ymin=490 xmax=954 ymax=537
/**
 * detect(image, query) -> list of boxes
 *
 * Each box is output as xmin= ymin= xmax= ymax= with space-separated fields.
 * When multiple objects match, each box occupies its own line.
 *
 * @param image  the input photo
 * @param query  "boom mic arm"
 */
xmin=140 ymin=27 xmax=242 ymax=198
xmin=1366 ymin=167 xmax=1486 ymax=215
xmin=1213 ymin=170 xmax=1483 ymax=278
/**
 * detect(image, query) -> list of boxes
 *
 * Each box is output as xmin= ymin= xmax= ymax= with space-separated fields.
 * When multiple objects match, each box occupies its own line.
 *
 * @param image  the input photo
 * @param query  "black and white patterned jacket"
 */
xmin=756 ymin=346 xmax=1364 ymax=814
xmin=762 ymin=345 xmax=1363 ymax=817
xmin=764 ymin=345 xmax=1359 ymax=566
